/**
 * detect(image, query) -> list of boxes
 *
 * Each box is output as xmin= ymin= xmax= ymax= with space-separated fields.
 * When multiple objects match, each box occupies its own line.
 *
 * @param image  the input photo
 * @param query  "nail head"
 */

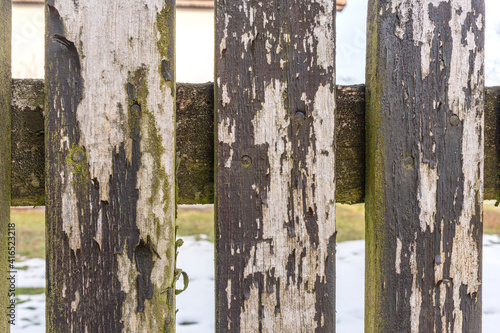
xmin=294 ymin=111 xmax=306 ymax=125
xmin=72 ymin=150 xmax=84 ymax=162
xmin=404 ymin=155 xmax=414 ymax=167
xmin=241 ymin=155 xmax=252 ymax=167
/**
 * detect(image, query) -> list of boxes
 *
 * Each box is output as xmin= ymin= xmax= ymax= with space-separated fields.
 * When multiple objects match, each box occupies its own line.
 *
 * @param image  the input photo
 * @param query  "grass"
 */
xmin=176 ymin=208 xmax=215 ymax=241
xmin=10 ymin=208 xmax=45 ymax=260
xmin=335 ymin=204 xmax=365 ymax=242
xmin=15 ymin=288 xmax=45 ymax=295
xmin=10 ymin=201 xmax=500 ymax=259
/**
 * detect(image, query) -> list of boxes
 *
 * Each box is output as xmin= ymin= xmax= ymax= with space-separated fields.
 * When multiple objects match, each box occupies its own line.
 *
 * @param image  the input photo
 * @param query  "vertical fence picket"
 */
xmin=45 ymin=1 xmax=177 ymax=331
xmin=0 ymin=1 xmax=11 ymax=332
xmin=365 ymin=1 xmax=484 ymax=332
xmin=215 ymin=1 xmax=336 ymax=331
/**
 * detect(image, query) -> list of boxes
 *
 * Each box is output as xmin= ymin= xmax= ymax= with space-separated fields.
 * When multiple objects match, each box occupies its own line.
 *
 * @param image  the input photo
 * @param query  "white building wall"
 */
xmin=12 ymin=4 xmax=215 ymax=83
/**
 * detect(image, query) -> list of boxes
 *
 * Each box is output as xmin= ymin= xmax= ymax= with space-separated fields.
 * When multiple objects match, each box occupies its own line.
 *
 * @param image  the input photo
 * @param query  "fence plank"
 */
xmin=365 ymin=1 xmax=484 ymax=332
xmin=215 ymin=1 xmax=336 ymax=331
xmin=0 ymin=1 xmax=11 ymax=332
xmin=45 ymin=1 xmax=177 ymax=331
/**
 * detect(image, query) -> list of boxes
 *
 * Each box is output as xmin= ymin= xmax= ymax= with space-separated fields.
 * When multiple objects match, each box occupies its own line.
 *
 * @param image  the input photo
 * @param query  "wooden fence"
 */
xmin=1 ymin=0 xmax=498 ymax=332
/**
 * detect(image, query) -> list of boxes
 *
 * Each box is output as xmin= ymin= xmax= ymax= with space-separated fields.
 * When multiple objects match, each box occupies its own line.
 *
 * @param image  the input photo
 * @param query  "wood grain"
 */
xmin=45 ymin=1 xmax=177 ymax=331
xmin=215 ymin=0 xmax=336 ymax=331
xmin=365 ymin=1 xmax=484 ymax=332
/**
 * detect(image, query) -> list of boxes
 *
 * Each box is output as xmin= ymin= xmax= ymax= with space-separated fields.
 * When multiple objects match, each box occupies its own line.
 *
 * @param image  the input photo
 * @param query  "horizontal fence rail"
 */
xmin=10 ymin=80 xmax=500 ymax=206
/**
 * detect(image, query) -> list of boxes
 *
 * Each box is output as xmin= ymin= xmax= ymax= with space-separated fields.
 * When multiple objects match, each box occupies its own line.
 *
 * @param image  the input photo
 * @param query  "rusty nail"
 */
xmin=241 ymin=155 xmax=252 ymax=167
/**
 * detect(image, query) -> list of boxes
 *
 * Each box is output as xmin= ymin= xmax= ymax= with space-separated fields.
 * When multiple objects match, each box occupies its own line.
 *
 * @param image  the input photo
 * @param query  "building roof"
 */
xmin=14 ymin=0 xmax=347 ymax=11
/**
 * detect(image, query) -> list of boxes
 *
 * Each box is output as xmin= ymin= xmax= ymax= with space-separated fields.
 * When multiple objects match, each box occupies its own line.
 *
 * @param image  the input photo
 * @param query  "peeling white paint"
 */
xmin=218 ymin=114 xmax=236 ymax=168
xmin=265 ymin=38 xmax=273 ymax=64
xmin=387 ymin=3 xmax=483 ymax=330
xmin=219 ymin=14 xmax=230 ymax=56
xmin=418 ymin=157 xmax=437 ymax=233
xmin=217 ymin=1 xmax=336 ymax=330
xmin=116 ymin=242 xmax=142 ymax=331
xmin=435 ymin=219 xmax=444 ymax=281
xmin=62 ymin=171 xmax=81 ymax=252
xmin=391 ymin=0 xmax=447 ymax=78
xmin=242 ymin=81 xmax=335 ymax=331
xmin=226 ymin=279 xmax=232 ymax=310
xmin=222 ymin=84 xmax=231 ymax=107
xmin=312 ymin=0 xmax=335 ymax=70
xmin=313 ymin=25 xmax=334 ymax=70
xmin=94 ymin=207 xmax=103 ymax=250
xmin=60 ymin=132 xmax=70 ymax=152
xmin=396 ymin=237 xmax=402 ymax=274
xmin=409 ymin=244 xmax=422 ymax=333
xmin=252 ymin=80 xmax=288 ymax=146
xmin=54 ymin=0 xmax=174 ymax=202
xmin=224 ymin=148 xmax=234 ymax=168
xmin=54 ymin=1 xmax=176 ymax=330
xmin=241 ymin=32 xmax=254 ymax=50
xmin=71 ymin=291 xmax=80 ymax=312
xmin=448 ymin=3 xmax=483 ymax=332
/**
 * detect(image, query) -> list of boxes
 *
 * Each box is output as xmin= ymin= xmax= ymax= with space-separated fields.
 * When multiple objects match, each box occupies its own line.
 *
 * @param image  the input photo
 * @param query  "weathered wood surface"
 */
xmin=0 ymin=1 xmax=11 ymax=332
xmin=45 ymin=1 xmax=177 ymax=331
xmin=12 ymin=80 xmax=500 ymax=206
xmin=485 ymin=87 xmax=500 ymax=203
xmin=215 ymin=1 xmax=336 ymax=331
xmin=365 ymin=1 xmax=484 ymax=332
xmin=176 ymin=83 xmax=215 ymax=204
xmin=11 ymin=79 xmax=45 ymax=206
